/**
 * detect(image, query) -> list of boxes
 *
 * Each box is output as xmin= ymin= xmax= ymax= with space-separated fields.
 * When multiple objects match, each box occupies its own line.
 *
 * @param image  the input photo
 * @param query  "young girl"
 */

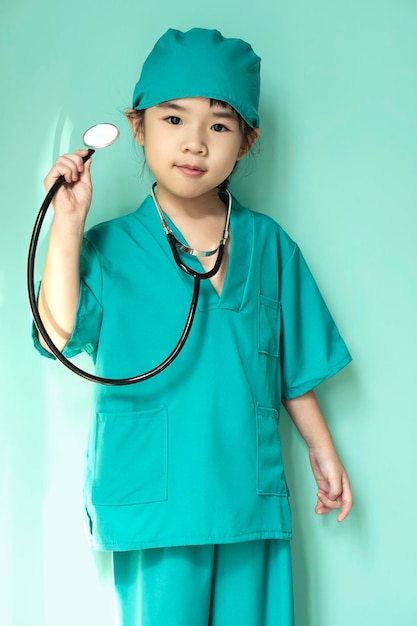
xmin=34 ymin=28 xmax=353 ymax=626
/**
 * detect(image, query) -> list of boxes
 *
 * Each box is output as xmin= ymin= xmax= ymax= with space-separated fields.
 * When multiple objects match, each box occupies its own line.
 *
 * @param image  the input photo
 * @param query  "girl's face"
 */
xmin=128 ymin=97 xmax=258 ymax=206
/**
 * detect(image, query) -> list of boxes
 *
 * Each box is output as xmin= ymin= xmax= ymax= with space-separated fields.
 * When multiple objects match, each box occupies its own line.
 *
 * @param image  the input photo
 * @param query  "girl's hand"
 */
xmin=43 ymin=150 xmax=93 ymax=219
xmin=283 ymin=390 xmax=353 ymax=523
xmin=308 ymin=446 xmax=353 ymax=522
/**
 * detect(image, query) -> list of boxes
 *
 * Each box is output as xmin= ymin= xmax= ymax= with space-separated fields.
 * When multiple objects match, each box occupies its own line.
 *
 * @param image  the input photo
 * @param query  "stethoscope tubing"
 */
xmin=27 ymin=150 xmax=221 ymax=386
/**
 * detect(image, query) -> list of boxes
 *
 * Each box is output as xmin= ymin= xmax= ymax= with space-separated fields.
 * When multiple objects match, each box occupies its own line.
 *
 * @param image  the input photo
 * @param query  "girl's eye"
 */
xmin=166 ymin=116 xmax=182 ymax=125
xmin=211 ymin=123 xmax=228 ymax=133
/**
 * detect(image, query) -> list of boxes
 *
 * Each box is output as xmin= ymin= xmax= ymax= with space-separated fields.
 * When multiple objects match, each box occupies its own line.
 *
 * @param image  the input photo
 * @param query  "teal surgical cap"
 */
xmin=132 ymin=28 xmax=261 ymax=128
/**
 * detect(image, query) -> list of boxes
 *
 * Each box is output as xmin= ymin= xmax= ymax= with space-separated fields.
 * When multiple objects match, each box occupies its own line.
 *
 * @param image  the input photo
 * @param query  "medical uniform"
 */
xmin=34 ymin=194 xmax=351 ymax=625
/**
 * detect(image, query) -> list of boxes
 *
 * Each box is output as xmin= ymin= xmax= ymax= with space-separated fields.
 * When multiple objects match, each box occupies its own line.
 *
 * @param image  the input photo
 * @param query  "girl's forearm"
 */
xmin=282 ymin=390 xmax=335 ymax=450
xmin=38 ymin=214 xmax=85 ymax=352
xmin=284 ymin=390 xmax=353 ymax=521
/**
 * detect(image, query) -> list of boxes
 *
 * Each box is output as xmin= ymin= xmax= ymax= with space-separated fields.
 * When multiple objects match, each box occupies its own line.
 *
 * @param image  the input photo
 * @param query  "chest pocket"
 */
xmin=91 ymin=407 xmax=168 ymax=506
xmin=258 ymin=294 xmax=281 ymax=357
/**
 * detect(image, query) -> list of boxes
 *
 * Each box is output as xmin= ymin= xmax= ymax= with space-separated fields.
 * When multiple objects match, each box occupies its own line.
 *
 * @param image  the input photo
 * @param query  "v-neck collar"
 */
xmin=134 ymin=194 xmax=253 ymax=312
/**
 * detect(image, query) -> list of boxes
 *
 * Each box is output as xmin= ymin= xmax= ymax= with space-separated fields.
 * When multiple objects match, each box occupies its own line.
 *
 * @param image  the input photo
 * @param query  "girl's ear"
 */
xmin=237 ymin=127 xmax=260 ymax=161
xmin=126 ymin=108 xmax=145 ymax=146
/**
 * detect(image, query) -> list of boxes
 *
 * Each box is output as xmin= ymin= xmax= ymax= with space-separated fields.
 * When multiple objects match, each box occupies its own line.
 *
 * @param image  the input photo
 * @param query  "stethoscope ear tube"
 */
xmin=167 ymin=233 xmax=225 ymax=280
xmin=27 ymin=150 xmax=204 ymax=386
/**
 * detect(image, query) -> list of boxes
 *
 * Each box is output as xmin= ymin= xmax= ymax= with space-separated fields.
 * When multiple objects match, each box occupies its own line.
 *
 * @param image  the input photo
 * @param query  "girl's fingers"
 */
xmin=316 ymin=490 xmax=342 ymax=511
xmin=315 ymin=483 xmax=353 ymax=521
xmin=337 ymin=478 xmax=354 ymax=522
xmin=337 ymin=495 xmax=354 ymax=522
xmin=44 ymin=150 xmax=91 ymax=187
xmin=42 ymin=150 xmax=93 ymax=217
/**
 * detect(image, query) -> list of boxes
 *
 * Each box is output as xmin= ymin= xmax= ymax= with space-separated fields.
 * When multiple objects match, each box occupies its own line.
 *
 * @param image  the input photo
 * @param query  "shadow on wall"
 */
xmin=1 ymin=153 xmax=114 ymax=625
xmin=231 ymin=98 xmax=294 ymax=223
xmin=0 ymin=245 xmax=47 ymax=624
xmin=280 ymin=364 xmax=365 ymax=626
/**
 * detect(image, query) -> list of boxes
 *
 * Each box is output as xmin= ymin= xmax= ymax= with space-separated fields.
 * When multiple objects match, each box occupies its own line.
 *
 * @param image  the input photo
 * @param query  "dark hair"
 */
xmin=127 ymin=99 xmax=257 ymax=191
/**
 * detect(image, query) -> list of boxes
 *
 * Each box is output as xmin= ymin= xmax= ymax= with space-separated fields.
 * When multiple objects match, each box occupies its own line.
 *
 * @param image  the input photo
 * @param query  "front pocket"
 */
xmin=91 ymin=407 xmax=168 ymax=506
xmin=256 ymin=405 xmax=288 ymax=496
xmin=258 ymin=294 xmax=281 ymax=357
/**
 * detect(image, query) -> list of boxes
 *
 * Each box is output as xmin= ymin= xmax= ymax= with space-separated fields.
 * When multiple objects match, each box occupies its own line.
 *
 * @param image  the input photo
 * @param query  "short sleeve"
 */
xmin=280 ymin=244 xmax=351 ymax=400
xmin=32 ymin=238 xmax=103 ymax=361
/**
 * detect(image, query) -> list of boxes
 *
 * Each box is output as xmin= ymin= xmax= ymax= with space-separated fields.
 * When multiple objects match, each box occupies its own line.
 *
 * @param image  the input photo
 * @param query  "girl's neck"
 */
xmin=153 ymin=185 xmax=227 ymax=221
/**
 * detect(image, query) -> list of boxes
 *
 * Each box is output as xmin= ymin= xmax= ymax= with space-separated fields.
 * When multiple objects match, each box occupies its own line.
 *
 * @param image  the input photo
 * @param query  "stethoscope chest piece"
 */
xmin=83 ymin=123 xmax=120 ymax=149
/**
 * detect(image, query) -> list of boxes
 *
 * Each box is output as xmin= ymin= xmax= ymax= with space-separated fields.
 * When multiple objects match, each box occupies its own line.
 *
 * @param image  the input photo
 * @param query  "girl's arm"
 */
xmin=282 ymin=390 xmax=353 ymax=522
xmin=38 ymin=151 xmax=93 ymax=352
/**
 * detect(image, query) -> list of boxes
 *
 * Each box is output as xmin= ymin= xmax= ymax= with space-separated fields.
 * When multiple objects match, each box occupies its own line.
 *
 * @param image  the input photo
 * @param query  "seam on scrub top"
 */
xmin=279 ymin=240 xmax=298 ymax=278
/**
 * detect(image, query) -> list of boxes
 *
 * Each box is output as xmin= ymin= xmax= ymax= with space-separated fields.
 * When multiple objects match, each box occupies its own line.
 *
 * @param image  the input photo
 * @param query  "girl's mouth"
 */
xmin=176 ymin=164 xmax=205 ymax=177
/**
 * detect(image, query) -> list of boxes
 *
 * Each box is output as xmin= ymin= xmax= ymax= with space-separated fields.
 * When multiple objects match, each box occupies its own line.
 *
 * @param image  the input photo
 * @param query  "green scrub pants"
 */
xmin=113 ymin=539 xmax=293 ymax=626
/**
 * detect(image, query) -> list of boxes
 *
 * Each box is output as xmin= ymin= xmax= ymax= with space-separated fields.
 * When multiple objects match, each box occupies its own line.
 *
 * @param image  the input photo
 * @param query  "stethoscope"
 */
xmin=27 ymin=123 xmax=231 ymax=386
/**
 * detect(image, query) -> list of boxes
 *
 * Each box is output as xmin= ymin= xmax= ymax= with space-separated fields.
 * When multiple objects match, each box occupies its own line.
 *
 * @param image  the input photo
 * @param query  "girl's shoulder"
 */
xmin=82 ymin=197 xmax=153 ymax=249
xmin=233 ymin=196 xmax=297 ymax=260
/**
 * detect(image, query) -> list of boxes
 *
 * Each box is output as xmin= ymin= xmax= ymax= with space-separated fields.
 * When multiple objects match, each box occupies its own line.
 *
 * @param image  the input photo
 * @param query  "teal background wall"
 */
xmin=1 ymin=1 xmax=416 ymax=624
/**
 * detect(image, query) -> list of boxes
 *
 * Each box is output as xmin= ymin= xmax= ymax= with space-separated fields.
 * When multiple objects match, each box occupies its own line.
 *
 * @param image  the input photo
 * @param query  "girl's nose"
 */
xmin=181 ymin=131 xmax=208 ymax=155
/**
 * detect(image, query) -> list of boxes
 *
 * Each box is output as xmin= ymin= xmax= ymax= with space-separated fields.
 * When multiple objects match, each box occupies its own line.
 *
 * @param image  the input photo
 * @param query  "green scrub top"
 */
xmin=33 ymin=195 xmax=351 ymax=551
